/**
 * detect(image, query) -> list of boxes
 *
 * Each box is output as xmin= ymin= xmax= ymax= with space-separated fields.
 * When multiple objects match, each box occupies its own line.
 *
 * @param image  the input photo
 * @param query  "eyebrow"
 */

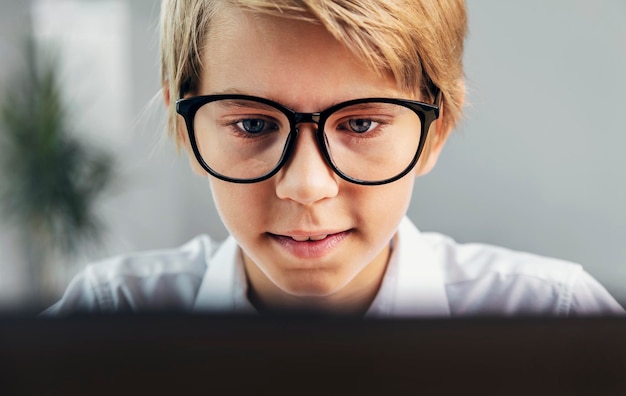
xmin=214 ymin=98 xmax=280 ymax=112
xmin=208 ymin=87 xmax=410 ymax=110
xmin=209 ymin=88 xmax=286 ymax=105
xmin=210 ymin=88 xmax=251 ymax=95
xmin=334 ymin=102 xmax=404 ymax=112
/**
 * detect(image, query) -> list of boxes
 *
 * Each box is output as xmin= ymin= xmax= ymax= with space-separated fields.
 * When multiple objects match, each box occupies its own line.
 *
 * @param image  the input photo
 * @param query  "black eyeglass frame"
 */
xmin=176 ymin=90 xmax=441 ymax=186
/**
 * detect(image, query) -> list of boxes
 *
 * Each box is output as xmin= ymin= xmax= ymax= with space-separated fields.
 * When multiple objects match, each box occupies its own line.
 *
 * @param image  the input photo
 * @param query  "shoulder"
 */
xmin=420 ymin=231 xmax=624 ymax=316
xmin=44 ymin=235 xmax=219 ymax=315
xmin=422 ymin=232 xmax=581 ymax=285
xmin=86 ymin=235 xmax=215 ymax=285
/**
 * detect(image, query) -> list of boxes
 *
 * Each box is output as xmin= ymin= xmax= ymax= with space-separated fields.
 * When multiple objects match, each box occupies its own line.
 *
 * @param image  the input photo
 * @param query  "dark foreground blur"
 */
xmin=1 ymin=313 xmax=625 ymax=395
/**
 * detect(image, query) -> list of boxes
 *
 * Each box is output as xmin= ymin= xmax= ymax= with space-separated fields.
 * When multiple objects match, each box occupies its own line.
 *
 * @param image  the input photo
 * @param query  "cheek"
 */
xmin=178 ymin=121 xmax=209 ymax=177
xmin=380 ymin=181 xmax=413 ymax=230
xmin=187 ymin=153 xmax=208 ymax=177
xmin=343 ymin=176 xmax=415 ymax=251
xmin=414 ymin=122 xmax=447 ymax=177
xmin=208 ymin=180 xmax=271 ymax=238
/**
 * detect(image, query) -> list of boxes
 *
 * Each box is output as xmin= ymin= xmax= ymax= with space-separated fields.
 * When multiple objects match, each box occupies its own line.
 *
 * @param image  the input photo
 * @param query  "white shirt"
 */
xmin=44 ymin=217 xmax=624 ymax=317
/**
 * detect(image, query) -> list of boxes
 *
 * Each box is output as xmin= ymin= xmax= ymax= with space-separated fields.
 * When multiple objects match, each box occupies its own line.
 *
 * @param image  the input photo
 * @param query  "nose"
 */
xmin=275 ymin=124 xmax=339 ymax=205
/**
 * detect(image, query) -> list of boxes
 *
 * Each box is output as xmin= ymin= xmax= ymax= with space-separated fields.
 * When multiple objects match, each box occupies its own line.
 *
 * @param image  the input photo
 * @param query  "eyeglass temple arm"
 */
xmin=433 ymin=88 xmax=442 ymax=118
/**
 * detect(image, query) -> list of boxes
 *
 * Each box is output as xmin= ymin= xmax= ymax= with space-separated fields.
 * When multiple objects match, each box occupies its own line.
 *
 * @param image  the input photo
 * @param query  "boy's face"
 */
xmin=185 ymin=7 xmax=445 ymax=311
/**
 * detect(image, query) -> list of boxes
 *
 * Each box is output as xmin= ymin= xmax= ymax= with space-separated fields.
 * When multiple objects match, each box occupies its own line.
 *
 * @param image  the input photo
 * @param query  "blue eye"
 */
xmin=239 ymin=119 xmax=268 ymax=134
xmin=348 ymin=119 xmax=374 ymax=133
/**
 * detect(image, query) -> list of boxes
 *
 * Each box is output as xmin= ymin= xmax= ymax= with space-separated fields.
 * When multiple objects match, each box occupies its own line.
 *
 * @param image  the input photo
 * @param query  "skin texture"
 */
xmin=173 ymin=7 xmax=450 ymax=315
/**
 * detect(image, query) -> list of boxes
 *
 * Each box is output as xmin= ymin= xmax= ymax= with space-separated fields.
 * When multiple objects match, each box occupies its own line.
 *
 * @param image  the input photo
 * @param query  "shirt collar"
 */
xmin=193 ymin=217 xmax=450 ymax=317
xmin=366 ymin=217 xmax=451 ymax=318
xmin=192 ymin=236 xmax=255 ymax=314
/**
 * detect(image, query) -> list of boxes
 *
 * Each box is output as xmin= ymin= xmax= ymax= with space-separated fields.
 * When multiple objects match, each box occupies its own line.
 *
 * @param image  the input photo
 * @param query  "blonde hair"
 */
xmin=161 ymin=0 xmax=467 ymax=146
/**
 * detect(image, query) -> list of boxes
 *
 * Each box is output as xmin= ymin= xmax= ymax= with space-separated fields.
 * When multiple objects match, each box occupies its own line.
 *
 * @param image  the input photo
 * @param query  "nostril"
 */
xmin=274 ymin=138 xmax=340 ymax=205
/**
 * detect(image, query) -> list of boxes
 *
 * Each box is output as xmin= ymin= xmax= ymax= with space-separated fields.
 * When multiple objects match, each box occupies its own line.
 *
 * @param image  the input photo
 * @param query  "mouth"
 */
xmin=268 ymin=230 xmax=351 ymax=259
xmin=288 ymin=234 xmax=330 ymax=242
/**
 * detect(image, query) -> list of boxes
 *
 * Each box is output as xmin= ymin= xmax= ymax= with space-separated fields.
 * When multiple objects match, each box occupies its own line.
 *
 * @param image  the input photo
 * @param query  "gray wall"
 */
xmin=1 ymin=0 xmax=625 ymax=307
xmin=412 ymin=0 xmax=626 ymax=302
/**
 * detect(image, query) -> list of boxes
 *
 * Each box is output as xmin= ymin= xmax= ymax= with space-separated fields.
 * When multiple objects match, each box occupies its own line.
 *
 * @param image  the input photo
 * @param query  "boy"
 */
xmin=46 ymin=0 xmax=623 ymax=316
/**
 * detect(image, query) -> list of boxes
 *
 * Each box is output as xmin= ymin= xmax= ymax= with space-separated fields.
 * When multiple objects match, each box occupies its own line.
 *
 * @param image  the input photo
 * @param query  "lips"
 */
xmin=269 ymin=230 xmax=350 ymax=259
xmin=289 ymin=234 xmax=328 ymax=242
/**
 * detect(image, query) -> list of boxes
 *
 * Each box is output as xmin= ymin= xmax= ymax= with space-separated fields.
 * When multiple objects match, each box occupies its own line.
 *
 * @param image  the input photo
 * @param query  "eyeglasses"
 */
xmin=176 ymin=90 xmax=441 ymax=185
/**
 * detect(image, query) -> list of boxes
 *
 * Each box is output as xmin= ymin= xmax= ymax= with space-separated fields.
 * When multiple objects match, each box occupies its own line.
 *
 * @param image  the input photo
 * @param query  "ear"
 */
xmin=414 ymin=115 xmax=450 ymax=176
xmin=162 ymin=83 xmax=171 ymax=107
xmin=163 ymin=82 xmax=186 ymax=142
xmin=415 ymin=84 xmax=464 ymax=176
xmin=164 ymin=81 xmax=208 ymax=177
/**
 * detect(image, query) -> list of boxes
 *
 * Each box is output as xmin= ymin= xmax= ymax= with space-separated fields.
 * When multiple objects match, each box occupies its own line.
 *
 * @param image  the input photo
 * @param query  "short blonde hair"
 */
xmin=161 ymin=0 xmax=467 ymax=146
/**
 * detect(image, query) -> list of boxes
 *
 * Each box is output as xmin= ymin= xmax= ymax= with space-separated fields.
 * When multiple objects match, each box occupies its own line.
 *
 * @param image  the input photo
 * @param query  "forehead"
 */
xmin=199 ymin=6 xmax=405 ymax=111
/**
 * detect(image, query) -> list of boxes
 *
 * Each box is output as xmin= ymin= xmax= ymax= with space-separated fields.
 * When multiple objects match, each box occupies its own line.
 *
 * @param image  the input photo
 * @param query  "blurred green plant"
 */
xmin=0 ymin=40 xmax=115 ymax=301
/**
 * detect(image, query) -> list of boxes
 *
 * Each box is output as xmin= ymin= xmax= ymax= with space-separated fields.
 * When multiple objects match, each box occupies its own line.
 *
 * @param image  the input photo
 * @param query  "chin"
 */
xmin=278 ymin=272 xmax=346 ymax=298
